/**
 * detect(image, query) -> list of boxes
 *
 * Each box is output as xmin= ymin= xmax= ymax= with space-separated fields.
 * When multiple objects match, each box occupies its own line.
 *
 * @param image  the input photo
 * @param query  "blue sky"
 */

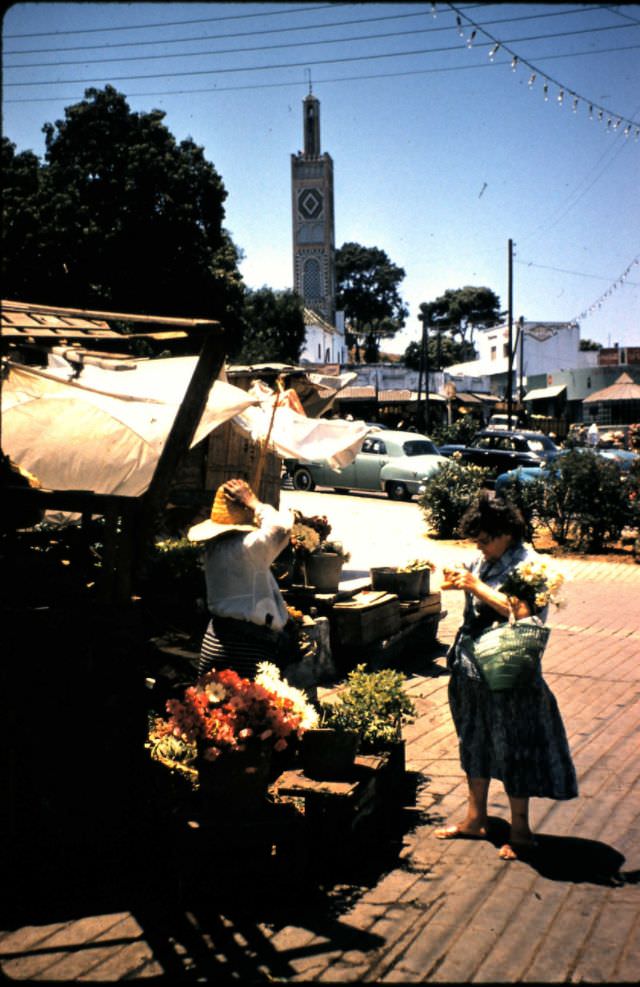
xmin=3 ymin=2 xmax=639 ymax=354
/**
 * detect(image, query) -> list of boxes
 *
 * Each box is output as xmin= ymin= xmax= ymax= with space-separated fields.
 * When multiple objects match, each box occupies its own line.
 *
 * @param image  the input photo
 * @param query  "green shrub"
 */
xmin=431 ymin=414 xmax=479 ymax=448
xmin=535 ymin=450 xmax=630 ymax=552
xmin=418 ymin=460 xmax=489 ymax=538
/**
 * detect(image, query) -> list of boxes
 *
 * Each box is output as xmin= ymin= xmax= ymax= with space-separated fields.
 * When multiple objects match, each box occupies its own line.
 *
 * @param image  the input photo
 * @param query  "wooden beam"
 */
xmin=134 ymin=331 xmax=228 ymax=579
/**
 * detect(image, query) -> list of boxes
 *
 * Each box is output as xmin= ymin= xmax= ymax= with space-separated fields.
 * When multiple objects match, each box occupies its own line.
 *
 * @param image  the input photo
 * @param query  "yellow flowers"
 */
xmin=500 ymin=554 xmax=566 ymax=610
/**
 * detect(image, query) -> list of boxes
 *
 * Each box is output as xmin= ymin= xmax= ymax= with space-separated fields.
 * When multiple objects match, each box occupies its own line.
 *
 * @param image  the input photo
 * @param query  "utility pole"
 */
xmin=507 ymin=238 xmax=514 ymax=429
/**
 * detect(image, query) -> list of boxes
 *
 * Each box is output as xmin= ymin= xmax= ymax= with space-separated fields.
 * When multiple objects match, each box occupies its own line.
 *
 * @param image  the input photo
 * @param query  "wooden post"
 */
xmin=134 ymin=331 xmax=227 ymax=582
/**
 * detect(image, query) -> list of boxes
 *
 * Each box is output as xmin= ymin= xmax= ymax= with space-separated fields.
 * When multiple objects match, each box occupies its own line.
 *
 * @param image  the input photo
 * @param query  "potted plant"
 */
xmin=370 ymin=558 xmax=434 ymax=599
xmin=147 ymin=661 xmax=319 ymax=814
xmin=290 ymin=512 xmax=351 ymax=591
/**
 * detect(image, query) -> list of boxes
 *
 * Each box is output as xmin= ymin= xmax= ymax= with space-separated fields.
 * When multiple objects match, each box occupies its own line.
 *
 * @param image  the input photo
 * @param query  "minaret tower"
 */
xmin=291 ymin=87 xmax=336 ymax=323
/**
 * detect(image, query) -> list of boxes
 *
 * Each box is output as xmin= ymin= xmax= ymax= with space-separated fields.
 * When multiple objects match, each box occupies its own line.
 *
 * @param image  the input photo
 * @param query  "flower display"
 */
xmin=152 ymin=665 xmax=319 ymax=764
xmin=290 ymin=522 xmax=321 ymax=556
xmin=499 ymin=555 xmax=566 ymax=612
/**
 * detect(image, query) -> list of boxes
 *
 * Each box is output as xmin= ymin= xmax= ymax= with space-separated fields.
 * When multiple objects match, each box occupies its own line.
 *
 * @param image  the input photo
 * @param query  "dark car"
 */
xmin=494 ymin=447 xmax=639 ymax=496
xmin=453 ymin=429 xmax=560 ymax=480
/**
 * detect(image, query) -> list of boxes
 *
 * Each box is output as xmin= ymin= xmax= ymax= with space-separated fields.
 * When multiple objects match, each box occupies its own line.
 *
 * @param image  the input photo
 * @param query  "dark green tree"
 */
xmin=580 ymin=338 xmax=602 ymax=351
xmin=2 ymin=138 xmax=46 ymax=300
xmin=419 ymin=286 xmax=504 ymax=350
xmin=233 ymin=287 xmax=306 ymax=363
xmin=403 ymin=335 xmax=475 ymax=371
xmin=1 ymin=86 xmax=244 ymax=336
xmin=335 ymin=242 xmax=408 ymax=362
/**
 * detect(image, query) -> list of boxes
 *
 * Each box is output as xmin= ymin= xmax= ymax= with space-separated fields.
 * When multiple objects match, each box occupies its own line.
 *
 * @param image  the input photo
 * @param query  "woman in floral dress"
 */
xmin=435 ymin=494 xmax=578 ymax=860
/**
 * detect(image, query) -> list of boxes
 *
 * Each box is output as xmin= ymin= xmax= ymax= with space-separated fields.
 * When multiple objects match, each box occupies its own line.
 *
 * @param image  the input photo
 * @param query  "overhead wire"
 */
xmin=3 ymin=3 xmax=612 ymax=58
xmin=5 ymin=42 xmax=640 ymax=105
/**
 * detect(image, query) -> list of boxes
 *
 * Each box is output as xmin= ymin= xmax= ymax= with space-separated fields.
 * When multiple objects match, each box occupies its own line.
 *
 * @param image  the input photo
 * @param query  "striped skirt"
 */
xmin=198 ymin=616 xmax=284 ymax=680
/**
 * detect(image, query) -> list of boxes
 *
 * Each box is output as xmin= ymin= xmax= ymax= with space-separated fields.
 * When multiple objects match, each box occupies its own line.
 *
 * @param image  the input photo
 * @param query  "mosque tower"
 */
xmin=290 ymin=89 xmax=336 ymax=324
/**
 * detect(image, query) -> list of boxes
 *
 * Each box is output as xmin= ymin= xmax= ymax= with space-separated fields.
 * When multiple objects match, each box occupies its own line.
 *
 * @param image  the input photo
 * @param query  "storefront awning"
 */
xmin=523 ymin=384 xmax=567 ymax=401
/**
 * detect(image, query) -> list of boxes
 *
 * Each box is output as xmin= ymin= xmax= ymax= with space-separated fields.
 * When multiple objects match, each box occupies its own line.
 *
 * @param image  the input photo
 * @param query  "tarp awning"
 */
xmin=2 ymin=356 xmax=369 ymax=496
xmin=523 ymin=384 xmax=567 ymax=401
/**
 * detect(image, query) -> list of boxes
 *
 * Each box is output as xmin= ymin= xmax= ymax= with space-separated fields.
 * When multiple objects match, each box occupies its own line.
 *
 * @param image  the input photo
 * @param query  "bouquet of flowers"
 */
xmin=290 ymin=511 xmax=332 ymax=557
xmin=149 ymin=662 xmax=319 ymax=766
xmin=499 ymin=555 xmax=566 ymax=613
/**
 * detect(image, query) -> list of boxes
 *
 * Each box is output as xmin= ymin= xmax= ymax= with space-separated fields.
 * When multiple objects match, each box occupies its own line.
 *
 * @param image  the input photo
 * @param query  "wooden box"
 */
xmin=331 ymin=591 xmax=401 ymax=648
xmin=398 ymin=592 xmax=441 ymax=627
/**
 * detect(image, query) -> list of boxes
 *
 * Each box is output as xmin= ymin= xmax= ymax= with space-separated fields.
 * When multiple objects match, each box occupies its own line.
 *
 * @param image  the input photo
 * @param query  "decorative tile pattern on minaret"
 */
xmin=291 ymin=91 xmax=336 ymax=324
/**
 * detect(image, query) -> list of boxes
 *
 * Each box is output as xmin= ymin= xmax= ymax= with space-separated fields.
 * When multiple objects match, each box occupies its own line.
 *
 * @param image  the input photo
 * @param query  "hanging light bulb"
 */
xmin=430 ymin=3 xmax=437 ymax=16
xmin=623 ymin=126 xmax=630 ymax=138
xmin=456 ymin=15 xmax=464 ymax=37
xmin=511 ymin=54 xmax=519 ymax=71
xmin=606 ymin=117 xmax=612 ymax=130
xmin=489 ymin=43 xmax=500 ymax=61
xmin=528 ymin=72 xmax=536 ymax=87
xmin=597 ymin=110 xmax=604 ymax=121
xmin=557 ymin=89 xmax=564 ymax=106
xmin=543 ymin=83 xmax=549 ymax=101
xmin=572 ymin=97 xmax=579 ymax=113
xmin=466 ymin=30 xmax=476 ymax=48
xmin=613 ymin=118 xmax=621 ymax=130
xmin=635 ymin=128 xmax=640 ymax=141
xmin=588 ymin=104 xmax=593 ymax=118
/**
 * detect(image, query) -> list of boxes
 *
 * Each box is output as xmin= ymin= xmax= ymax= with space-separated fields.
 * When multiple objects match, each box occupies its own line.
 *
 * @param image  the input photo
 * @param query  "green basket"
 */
xmin=464 ymin=620 xmax=551 ymax=692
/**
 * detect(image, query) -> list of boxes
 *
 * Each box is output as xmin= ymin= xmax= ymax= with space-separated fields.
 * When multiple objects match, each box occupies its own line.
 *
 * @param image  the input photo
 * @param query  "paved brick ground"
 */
xmin=2 ymin=497 xmax=639 ymax=982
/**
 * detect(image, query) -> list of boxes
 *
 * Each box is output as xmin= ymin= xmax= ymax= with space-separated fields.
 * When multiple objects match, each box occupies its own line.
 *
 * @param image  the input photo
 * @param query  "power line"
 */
xmin=517 ymin=259 xmax=640 ymax=285
xmin=6 ymin=43 xmax=640 ymax=105
xmin=3 ymin=4 xmax=611 ymax=58
xmin=4 ymin=24 xmax=638 ymax=89
xmin=5 ymin=17 xmax=633 ymax=71
xmin=3 ymin=3 xmax=344 ymax=39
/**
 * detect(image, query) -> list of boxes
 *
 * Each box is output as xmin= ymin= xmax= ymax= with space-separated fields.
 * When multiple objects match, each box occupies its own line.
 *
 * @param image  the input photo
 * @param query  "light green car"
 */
xmin=286 ymin=430 xmax=448 ymax=501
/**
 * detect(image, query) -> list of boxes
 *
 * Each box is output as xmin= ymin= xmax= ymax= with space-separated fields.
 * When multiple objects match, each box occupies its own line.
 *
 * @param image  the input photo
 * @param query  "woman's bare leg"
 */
xmin=435 ymin=776 xmax=490 ymax=839
xmin=499 ymin=794 xmax=536 ymax=859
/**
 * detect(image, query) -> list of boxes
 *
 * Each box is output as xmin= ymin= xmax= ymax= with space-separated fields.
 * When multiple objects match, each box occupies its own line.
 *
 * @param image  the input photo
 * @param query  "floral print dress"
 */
xmin=447 ymin=541 xmax=578 ymax=800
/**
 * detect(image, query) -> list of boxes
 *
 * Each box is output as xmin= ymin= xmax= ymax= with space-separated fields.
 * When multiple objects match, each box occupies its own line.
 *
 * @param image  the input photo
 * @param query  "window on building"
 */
xmin=503 ymin=344 xmax=509 ymax=358
xmin=303 ymin=258 xmax=322 ymax=299
xmin=317 ymin=343 xmax=321 ymax=359
xmin=490 ymin=346 xmax=497 ymax=360
xmin=325 ymin=347 xmax=331 ymax=362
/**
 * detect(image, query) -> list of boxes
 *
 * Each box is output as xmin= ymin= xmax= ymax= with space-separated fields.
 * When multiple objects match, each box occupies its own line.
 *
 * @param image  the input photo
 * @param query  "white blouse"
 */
xmin=202 ymin=503 xmax=292 ymax=631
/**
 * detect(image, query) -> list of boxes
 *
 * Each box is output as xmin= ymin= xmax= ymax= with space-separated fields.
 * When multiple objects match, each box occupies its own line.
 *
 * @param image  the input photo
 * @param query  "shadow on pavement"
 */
xmin=481 ymin=818 xmax=629 ymax=887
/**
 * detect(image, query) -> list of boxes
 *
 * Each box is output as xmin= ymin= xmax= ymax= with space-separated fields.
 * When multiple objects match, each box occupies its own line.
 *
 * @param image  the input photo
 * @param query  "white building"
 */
xmin=299 ymin=306 xmax=347 ymax=366
xmin=445 ymin=321 xmax=597 ymax=396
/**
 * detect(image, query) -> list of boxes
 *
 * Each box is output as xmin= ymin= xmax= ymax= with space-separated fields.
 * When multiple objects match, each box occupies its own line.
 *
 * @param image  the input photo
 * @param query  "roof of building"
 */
xmin=303 ymin=307 xmax=338 ymax=335
xmin=524 ymin=384 xmax=567 ymax=401
xmin=583 ymin=371 xmax=640 ymax=403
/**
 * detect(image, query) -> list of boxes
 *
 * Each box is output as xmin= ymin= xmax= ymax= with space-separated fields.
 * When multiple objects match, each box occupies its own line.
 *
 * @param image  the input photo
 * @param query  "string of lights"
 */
xmin=444 ymin=2 xmax=640 ymax=140
xmin=570 ymin=257 xmax=640 ymax=324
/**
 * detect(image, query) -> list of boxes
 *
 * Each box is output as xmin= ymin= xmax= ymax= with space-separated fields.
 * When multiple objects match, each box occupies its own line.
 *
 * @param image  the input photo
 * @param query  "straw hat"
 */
xmin=187 ymin=485 xmax=256 ymax=542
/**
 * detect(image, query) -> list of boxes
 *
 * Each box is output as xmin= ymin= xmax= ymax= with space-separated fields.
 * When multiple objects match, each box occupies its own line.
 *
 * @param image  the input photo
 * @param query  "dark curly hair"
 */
xmin=459 ymin=492 xmax=526 ymax=542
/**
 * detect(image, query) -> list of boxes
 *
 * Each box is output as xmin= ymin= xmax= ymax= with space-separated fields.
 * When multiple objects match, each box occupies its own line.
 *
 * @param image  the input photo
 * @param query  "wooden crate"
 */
xmin=331 ymin=591 xmax=401 ymax=648
xmin=398 ymin=592 xmax=441 ymax=627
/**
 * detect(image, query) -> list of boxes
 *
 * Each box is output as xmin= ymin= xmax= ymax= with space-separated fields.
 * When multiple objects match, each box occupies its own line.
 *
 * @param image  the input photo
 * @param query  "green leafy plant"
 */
xmin=535 ymin=450 xmax=630 ymax=552
xmin=418 ymin=460 xmax=489 ymax=538
xmin=319 ymin=664 xmax=417 ymax=752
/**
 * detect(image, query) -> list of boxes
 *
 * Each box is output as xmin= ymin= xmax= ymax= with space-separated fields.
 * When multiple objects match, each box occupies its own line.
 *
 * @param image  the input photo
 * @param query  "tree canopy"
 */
xmin=403 ymin=335 xmax=476 ymax=371
xmin=233 ymin=287 xmax=306 ymax=364
xmin=335 ymin=242 xmax=408 ymax=362
xmin=419 ymin=286 xmax=504 ymax=349
xmin=1 ymin=86 xmax=244 ymax=336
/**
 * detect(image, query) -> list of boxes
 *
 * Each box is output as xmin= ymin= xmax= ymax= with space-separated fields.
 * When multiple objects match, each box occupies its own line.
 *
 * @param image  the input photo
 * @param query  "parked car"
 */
xmin=495 ymin=447 xmax=639 ymax=496
xmin=286 ymin=430 xmax=448 ymax=500
xmin=487 ymin=413 xmax=528 ymax=430
xmin=437 ymin=444 xmax=468 ymax=458
xmin=451 ymin=429 xmax=560 ymax=481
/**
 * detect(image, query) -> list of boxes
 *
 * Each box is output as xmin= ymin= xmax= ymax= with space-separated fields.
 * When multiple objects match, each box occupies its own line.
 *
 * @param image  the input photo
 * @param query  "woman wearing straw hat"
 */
xmin=187 ymin=478 xmax=293 ymax=679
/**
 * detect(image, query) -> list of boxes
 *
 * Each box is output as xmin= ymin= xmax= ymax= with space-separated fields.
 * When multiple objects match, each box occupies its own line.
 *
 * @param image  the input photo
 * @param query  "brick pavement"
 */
xmin=2 ymin=554 xmax=639 ymax=982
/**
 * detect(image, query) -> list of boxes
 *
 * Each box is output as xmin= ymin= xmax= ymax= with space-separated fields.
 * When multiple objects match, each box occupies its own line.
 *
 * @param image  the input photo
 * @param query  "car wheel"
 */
xmin=386 ymin=481 xmax=410 ymax=501
xmin=292 ymin=467 xmax=315 ymax=491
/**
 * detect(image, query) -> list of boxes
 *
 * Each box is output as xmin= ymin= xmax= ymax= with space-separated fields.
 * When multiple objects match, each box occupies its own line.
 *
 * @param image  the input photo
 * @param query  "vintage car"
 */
xmin=448 ymin=429 xmax=561 ymax=480
xmin=494 ymin=446 xmax=639 ymax=496
xmin=285 ymin=430 xmax=448 ymax=500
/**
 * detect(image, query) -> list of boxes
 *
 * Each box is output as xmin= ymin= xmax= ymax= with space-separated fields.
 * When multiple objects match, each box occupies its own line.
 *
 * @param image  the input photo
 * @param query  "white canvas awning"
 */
xmin=1 ymin=356 xmax=369 ymax=496
xmin=523 ymin=384 xmax=567 ymax=401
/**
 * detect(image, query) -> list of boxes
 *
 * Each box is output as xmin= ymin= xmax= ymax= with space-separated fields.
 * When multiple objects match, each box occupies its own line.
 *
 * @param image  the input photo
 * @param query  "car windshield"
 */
xmin=526 ymin=436 xmax=557 ymax=453
xmin=402 ymin=440 xmax=439 ymax=457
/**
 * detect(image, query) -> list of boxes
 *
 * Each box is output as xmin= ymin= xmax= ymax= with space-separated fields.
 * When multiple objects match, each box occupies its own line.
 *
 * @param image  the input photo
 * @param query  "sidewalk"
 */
xmin=2 ymin=551 xmax=639 ymax=982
